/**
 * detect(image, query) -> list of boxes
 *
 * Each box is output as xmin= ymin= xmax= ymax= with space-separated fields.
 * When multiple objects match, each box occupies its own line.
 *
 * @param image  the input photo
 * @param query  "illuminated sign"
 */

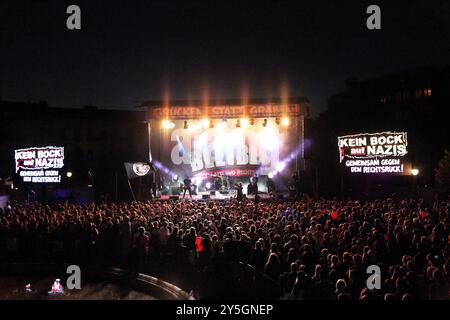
xmin=338 ymin=132 xmax=409 ymax=174
xmin=15 ymin=146 xmax=65 ymax=183
xmin=151 ymin=103 xmax=304 ymax=119
xmin=168 ymin=119 xmax=283 ymax=176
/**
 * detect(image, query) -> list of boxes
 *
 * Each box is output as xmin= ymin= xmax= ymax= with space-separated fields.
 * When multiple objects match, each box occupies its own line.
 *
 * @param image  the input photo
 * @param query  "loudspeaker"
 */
xmin=210 ymin=191 xmax=215 ymax=195
xmin=169 ymin=195 xmax=179 ymax=200
xmin=202 ymin=195 xmax=210 ymax=200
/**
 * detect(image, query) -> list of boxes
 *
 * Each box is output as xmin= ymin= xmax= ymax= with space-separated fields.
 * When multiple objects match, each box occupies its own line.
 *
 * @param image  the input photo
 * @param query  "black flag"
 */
xmin=124 ymin=162 xmax=155 ymax=180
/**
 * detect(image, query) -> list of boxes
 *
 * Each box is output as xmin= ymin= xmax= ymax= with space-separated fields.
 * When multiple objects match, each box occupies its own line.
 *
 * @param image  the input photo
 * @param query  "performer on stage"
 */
xmin=183 ymin=176 xmax=193 ymax=198
xmin=252 ymin=174 xmax=259 ymax=195
xmin=235 ymin=182 xmax=244 ymax=201
xmin=267 ymin=176 xmax=275 ymax=194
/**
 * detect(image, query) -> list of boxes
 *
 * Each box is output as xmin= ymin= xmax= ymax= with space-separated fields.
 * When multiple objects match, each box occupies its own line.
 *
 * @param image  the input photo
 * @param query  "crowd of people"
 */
xmin=0 ymin=196 xmax=448 ymax=300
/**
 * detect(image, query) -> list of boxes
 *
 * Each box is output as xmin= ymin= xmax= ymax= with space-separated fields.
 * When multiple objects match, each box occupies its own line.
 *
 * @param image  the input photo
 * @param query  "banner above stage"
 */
xmin=124 ymin=162 xmax=155 ymax=180
xmin=148 ymin=103 xmax=307 ymax=120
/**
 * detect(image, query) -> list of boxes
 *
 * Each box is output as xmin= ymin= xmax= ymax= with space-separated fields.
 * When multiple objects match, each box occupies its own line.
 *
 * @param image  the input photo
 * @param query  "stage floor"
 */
xmin=157 ymin=191 xmax=288 ymax=201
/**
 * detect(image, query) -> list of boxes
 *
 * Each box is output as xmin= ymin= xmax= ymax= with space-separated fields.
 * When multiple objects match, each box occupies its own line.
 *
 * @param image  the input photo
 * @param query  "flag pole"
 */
xmin=128 ymin=179 xmax=136 ymax=201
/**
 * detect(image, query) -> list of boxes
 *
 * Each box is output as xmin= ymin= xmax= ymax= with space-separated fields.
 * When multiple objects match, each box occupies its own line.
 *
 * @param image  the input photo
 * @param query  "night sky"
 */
xmin=1 ymin=0 xmax=450 ymax=115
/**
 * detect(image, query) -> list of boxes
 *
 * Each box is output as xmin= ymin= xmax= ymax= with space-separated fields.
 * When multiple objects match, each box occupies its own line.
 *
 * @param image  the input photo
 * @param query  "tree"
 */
xmin=435 ymin=150 xmax=450 ymax=188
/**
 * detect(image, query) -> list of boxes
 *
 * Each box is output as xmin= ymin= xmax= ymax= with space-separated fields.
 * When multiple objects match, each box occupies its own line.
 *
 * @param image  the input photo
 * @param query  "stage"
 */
xmin=142 ymin=98 xmax=307 ymax=204
xmin=155 ymin=190 xmax=289 ymax=201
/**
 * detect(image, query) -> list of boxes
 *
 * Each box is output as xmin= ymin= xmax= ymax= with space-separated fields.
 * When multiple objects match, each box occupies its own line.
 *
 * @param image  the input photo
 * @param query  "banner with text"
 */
xmin=338 ymin=132 xmax=410 ymax=175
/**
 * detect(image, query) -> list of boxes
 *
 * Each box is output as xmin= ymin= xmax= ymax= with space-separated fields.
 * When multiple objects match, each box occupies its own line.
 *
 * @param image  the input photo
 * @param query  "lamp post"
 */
xmin=411 ymin=168 xmax=419 ymax=198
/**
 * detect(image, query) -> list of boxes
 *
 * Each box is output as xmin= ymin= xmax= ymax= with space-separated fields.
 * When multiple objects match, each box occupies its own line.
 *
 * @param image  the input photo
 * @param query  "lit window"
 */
xmin=423 ymin=88 xmax=432 ymax=97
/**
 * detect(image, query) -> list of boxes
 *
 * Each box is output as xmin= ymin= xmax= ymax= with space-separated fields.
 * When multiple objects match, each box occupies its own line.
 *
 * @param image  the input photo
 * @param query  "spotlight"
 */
xmin=66 ymin=171 xmax=73 ymax=178
xmin=241 ymin=118 xmax=249 ymax=128
xmin=221 ymin=119 xmax=228 ymax=128
xmin=205 ymin=182 xmax=212 ymax=190
xmin=276 ymin=162 xmax=286 ymax=172
xmin=262 ymin=119 xmax=268 ymax=127
xmin=200 ymin=119 xmax=210 ymax=128
xmin=162 ymin=120 xmax=175 ymax=129
xmin=275 ymin=117 xmax=280 ymax=125
xmin=184 ymin=121 xmax=189 ymax=129
xmin=250 ymin=118 xmax=255 ymax=126
xmin=411 ymin=168 xmax=419 ymax=176
xmin=281 ymin=117 xmax=289 ymax=126
xmin=236 ymin=119 xmax=241 ymax=128
xmin=268 ymin=172 xmax=275 ymax=179
xmin=162 ymin=120 xmax=171 ymax=129
xmin=209 ymin=120 xmax=215 ymax=128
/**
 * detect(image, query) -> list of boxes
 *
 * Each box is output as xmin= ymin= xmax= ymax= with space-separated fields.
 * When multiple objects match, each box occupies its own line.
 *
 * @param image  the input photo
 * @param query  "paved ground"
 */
xmin=0 ymin=276 xmax=157 ymax=300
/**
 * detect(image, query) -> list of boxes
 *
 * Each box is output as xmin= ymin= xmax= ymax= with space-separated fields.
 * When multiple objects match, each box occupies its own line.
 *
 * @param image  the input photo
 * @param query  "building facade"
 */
xmin=311 ymin=66 xmax=450 ymax=197
xmin=0 ymin=100 xmax=148 ymax=202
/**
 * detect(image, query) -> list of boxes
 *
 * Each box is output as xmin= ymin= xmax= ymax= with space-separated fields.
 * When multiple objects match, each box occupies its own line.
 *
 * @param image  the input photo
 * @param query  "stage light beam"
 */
xmin=200 ymin=119 xmax=210 ymax=128
xmin=276 ymin=162 xmax=286 ymax=172
xmin=162 ymin=120 xmax=171 ymax=129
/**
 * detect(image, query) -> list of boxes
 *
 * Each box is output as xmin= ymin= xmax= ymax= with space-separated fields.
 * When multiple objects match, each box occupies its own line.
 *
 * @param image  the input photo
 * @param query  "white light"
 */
xmin=230 ymin=129 xmax=244 ymax=146
xmin=276 ymin=162 xmax=286 ymax=172
xmin=268 ymin=172 xmax=274 ymax=179
xmin=162 ymin=120 xmax=171 ymax=129
xmin=241 ymin=118 xmax=249 ymax=128
xmin=259 ymin=126 xmax=279 ymax=151
xmin=281 ymin=117 xmax=289 ymax=126
xmin=200 ymin=119 xmax=210 ymax=128
xmin=66 ymin=171 xmax=73 ymax=178
xmin=205 ymin=182 xmax=212 ymax=189
xmin=196 ymin=132 xmax=208 ymax=148
xmin=411 ymin=168 xmax=419 ymax=176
